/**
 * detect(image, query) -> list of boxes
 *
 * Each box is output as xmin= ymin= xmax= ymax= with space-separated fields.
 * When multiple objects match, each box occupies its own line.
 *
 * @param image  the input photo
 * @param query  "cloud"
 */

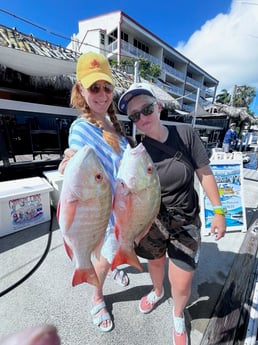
xmin=176 ymin=0 xmax=258 ymax=94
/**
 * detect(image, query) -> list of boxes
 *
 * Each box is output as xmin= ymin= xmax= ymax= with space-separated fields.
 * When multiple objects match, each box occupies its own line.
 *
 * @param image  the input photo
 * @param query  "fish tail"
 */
xmin=72 ymin=267 xmax=100 ymax=287
xmin=111 ymin=247 xmax=143 ymax=272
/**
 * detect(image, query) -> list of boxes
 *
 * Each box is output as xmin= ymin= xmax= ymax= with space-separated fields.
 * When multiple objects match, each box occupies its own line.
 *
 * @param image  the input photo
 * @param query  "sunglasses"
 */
xmin=88 ymin=82 xmax=114 ymax=94
xmin=128 ymin=102 xmax=157 ymax=123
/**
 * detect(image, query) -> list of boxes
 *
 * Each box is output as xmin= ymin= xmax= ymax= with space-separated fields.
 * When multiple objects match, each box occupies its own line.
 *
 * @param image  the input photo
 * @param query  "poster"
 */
xmin=200 ymin=157 xmax=247 ymax=234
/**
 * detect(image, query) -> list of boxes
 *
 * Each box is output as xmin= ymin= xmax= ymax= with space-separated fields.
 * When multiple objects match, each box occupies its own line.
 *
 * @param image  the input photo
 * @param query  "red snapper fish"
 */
xmin=112 ymin=143 xmax=161 ymax=272
xmin=57 ymin=145 xmax=112 ymax=287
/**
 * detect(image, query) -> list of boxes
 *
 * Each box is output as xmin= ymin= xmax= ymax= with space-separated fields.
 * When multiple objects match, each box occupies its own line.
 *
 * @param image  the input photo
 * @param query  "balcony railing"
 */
xmin=156 ymin=80 xmax=183 ymax=97
xmin=186 ymin=76 xmax=202 ymax=88
xmin=161 ymin=63 xmax=185 ymax=81
xmin=108 ymin=40 xmax=161 ymax=65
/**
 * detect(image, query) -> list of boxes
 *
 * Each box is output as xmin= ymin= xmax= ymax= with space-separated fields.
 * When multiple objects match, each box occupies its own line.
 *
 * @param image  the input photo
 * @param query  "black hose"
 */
xmin=0 ymin=206 xmax=55 ymax=297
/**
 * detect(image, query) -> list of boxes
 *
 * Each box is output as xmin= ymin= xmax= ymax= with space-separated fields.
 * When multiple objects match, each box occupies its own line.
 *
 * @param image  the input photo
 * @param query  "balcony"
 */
xmin=186 ymin=76 xmax=202 ymax=89
xmin=107 ymin=40 xmax=160 ymax=65
xmin=107 ymin=40 xmax=187 ymax=84
xmin=161 ymin=63 xmax=185 ymax=81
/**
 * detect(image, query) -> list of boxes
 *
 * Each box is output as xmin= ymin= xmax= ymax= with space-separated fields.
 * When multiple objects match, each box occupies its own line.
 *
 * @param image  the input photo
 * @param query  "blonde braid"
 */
xmin=107 ymin=103 xmax=123 ymax=135
xmin=106 ymin=103 xmax=136 ymax=150
xmin=102 ymin=103 xmax=123 ymax=153
xmin=81 ymin=103 xmax=121 ymax=153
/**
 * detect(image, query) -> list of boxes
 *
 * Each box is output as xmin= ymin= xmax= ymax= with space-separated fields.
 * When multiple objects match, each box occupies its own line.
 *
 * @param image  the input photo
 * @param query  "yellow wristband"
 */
xmin=213 ymin=206 xmax=225 ymax=215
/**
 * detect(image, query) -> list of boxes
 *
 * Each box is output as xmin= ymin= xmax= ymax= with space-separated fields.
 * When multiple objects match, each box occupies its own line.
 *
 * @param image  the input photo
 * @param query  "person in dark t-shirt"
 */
xmin=118 ymin=83 xmax=226 ymax=345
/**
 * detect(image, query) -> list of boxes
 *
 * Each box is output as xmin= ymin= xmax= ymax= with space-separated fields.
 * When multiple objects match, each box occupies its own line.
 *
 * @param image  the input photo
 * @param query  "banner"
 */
xmin=200 ymin=152 xmax=247 ymax=233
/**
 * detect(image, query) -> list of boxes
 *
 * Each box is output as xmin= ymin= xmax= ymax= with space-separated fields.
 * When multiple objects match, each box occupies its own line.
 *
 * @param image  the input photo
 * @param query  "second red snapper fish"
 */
xmin=111 ymin=143 xmax=161 ymax=272
xmin=57 ymin=145 xmax=112 ymax=287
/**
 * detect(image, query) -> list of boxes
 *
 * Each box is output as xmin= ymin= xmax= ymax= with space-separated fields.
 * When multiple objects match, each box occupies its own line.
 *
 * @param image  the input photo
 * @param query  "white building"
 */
xmin=67 ymin=10 xmax=219 ymax=112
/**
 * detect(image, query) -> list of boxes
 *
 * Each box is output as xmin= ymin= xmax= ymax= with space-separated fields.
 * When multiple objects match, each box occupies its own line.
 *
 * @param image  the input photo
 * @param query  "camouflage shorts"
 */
xmin=134 ymin=209 xmax=201 ymax=271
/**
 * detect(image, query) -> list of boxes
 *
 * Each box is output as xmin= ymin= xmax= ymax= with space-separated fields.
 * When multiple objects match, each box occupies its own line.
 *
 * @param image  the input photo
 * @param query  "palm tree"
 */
xmin=216 ymin=89 xmax=231 ymax=104
xmin=232 ymin=85 xmax=256 ymax=108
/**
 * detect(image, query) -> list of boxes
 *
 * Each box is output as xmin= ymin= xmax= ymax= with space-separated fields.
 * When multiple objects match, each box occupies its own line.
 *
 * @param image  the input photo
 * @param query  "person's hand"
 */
xmin=58 ymin=148 xmax=76 ymax=174
xmin=210 ymin=214 xmax=226 ymax=240
xmin=0 ymin=324 xmax=60 ymax=345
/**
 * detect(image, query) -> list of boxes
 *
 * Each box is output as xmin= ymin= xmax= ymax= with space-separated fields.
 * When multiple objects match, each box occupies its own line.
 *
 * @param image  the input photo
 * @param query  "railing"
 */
xmin=186 ymin=76 xmax=202 ymax=88
xmin=161 ymin=63 xmax=185 ymax=81
xmin=108 ymin=40 xmax=160 ymax=65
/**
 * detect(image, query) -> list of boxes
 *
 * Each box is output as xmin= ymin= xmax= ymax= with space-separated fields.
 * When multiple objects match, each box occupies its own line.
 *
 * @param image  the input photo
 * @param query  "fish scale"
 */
xmin=112 ymin=143 xmax=161 ymax=272
xmin=57 ymin=145 xmax=112 ymax=287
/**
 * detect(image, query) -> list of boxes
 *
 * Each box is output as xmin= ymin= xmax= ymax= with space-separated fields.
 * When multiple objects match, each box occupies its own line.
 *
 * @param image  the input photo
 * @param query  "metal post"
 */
xmin=192 ymin=87 xmax=200 ymax=128
xmin=132 ymin=60 xmax=140 ymax=139
xmin=134 ymin=61 xmax=139 ymax=83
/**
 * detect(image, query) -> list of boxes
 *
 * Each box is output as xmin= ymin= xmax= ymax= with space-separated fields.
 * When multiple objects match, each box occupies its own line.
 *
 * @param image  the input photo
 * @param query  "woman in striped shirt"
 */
xmin=61 ymin=52 xmax=133 ymax=333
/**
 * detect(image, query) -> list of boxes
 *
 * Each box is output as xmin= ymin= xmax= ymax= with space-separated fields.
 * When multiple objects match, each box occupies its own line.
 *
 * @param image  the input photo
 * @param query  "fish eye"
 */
xmin=95 ymin=173 xmax=103 ymax=182
xmin=146 ymin=164 xmax=153 ymax=174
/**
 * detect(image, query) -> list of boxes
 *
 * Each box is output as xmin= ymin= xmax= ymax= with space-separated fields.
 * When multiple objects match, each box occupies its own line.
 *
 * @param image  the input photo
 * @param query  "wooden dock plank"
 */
xmin=243 ymin=168 xmax=258 ymax=182
xmin=200 ymin=217 xmax=258 ymax=345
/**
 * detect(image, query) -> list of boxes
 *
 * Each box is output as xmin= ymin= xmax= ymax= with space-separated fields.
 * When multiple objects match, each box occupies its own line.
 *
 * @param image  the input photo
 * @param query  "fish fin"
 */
xmin=72 ymin=268 xmax=100 ymax=287
xmin=135 ymin=220 xmax=156 ymax=245
xmin=114 ymin=223 xmax=120 ymax=240
xmin=63 ymin=239 xmax=73 ymax=260
xmin=56 ymin=201 xmax=61 ymax=222
xmin=134 ymin=228 xmax=150 ymax=245
xmin=92 ymin=236 xmax=104 ymax=261
xmin=111 ymin=247 xmax=143 ymax=272
xmin=63 ymin=199 xmax=78 ymax=231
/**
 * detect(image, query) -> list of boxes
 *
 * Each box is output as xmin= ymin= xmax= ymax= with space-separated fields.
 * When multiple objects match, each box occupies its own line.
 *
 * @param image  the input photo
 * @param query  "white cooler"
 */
xmin=43 ymin=170 xmax=64 ymax=209
xmin=0 ymin=177 xmax=53 ymax=237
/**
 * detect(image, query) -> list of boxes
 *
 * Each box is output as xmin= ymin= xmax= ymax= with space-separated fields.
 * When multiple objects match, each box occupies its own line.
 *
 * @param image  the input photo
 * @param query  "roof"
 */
xmin=204 ymin=103 xmax=255 ymax=123
xmin=190 ymin=103 xmax=213 ymax=118
xmin=0 ymin=24 xmax=179 ymax=112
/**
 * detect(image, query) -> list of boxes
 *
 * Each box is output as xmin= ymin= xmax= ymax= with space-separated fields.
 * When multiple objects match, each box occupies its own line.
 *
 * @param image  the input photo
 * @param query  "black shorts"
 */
xmin=134 ymin=209 xmax=201 ymax=272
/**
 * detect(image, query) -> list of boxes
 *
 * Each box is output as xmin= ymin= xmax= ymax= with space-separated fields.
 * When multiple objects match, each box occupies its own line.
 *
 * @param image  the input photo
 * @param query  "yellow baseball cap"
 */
xmin=76 ymin=52 xmax=114 ymax=88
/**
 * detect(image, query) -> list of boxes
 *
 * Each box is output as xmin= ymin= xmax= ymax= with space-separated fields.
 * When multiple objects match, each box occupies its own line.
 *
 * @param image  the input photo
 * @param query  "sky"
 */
xmin=0 ymin=0 xmax=257 ymax=114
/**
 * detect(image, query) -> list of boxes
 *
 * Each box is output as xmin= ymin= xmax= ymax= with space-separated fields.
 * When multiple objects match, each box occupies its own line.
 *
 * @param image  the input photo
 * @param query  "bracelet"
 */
xmin=213 ymin=206 xmax=225 ymax=215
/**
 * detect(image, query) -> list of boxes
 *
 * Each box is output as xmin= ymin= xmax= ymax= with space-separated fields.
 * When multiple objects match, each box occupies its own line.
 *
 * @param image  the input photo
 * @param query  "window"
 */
xmin=100 ymin=32 xmax=105 ymax=45
xmin=164 ymin=57 xmax=175 ymax=68
xmin=108 ymin=29 xmax=128 ymax=44
xmin=108 ymin=29 xmax=117 ymax=45
xmin=121 ymin=31 xmax=128 ymax=42
xmin=133 ymin=39 xmax=149 ymax=54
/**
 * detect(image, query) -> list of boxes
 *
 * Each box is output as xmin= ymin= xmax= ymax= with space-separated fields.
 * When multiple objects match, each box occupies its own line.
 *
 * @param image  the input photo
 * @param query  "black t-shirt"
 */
xmin=142 ymin=125 xmax=210 ymax=219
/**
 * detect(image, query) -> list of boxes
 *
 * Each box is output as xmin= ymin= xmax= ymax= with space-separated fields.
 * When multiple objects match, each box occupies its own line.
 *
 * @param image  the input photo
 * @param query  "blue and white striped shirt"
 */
xmin=68 ymin=117 xmax=128 ymax=230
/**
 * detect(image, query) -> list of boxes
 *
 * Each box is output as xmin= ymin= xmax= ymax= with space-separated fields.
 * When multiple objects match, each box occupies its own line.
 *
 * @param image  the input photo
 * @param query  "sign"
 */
xmin=200 ymin=151 xmax=247 ymax=233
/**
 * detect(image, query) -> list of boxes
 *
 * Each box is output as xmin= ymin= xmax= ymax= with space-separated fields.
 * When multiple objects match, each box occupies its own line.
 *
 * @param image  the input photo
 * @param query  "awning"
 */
xmin=0 ymin=45 xmax=77 ymax=76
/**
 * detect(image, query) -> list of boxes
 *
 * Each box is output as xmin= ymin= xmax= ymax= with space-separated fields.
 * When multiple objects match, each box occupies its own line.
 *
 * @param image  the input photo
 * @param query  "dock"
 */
xmin=0 ymin=168 xmax=258 ymax=345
